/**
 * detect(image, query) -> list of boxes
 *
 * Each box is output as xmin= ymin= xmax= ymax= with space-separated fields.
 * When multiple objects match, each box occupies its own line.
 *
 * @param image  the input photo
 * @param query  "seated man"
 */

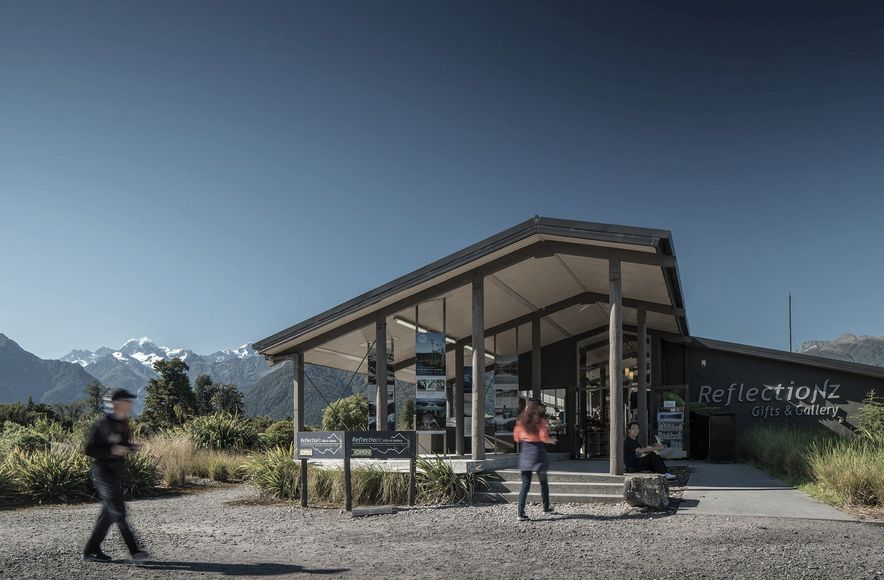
xmin=623 ymin=421 xmax=676 ymax=480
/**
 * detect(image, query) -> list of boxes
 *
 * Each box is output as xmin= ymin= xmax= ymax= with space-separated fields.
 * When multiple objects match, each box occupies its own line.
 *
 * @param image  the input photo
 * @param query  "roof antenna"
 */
xmin=788 ymin=292 xmax=793 ymax=353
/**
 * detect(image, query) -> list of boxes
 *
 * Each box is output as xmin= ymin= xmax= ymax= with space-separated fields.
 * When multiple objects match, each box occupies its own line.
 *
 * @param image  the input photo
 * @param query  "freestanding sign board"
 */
xmin=348 ymin=431 xmax=416 ymax=459
xmin=295 ymin=430 xmax=417 ymax=511
xmin=297 ymin=431 xmax=345 ymax=459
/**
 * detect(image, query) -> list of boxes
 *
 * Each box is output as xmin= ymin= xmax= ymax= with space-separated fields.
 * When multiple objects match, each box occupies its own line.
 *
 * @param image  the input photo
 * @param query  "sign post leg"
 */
xmin=408 ymin=458 xmax=416 ymax=506
xmin=344 ymin=455 xmax=353 ymax=512
xmin=300 ymin=458 xmax=308 ymax=508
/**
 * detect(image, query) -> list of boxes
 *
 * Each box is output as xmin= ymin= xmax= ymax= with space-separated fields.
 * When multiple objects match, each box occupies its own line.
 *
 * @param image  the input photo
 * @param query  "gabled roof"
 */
xmin=253 ymin=217 xmax=689 ymax=373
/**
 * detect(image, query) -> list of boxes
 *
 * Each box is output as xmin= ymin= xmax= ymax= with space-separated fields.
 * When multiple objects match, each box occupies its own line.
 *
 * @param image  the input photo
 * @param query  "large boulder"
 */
xmin=623 ymin=473 xmax=669 ymax=510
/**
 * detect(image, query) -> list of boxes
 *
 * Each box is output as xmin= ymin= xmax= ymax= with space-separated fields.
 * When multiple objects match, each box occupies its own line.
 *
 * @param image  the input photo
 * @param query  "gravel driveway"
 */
xmin=1 ymin=483 xmax=882 ymax=579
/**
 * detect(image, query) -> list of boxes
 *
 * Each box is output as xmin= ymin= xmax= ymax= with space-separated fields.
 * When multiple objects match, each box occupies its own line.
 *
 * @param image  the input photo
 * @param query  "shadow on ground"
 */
xmin=116 ymin=560 xmax=348 ymax=576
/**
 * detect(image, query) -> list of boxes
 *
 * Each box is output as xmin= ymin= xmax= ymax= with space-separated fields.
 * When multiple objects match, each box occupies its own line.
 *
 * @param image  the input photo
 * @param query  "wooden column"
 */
xmin=471 ymin=273 xmax=486 ymax=460
xmin=375 ymin=314 xmax=387 ymax=432
xmin=637 ymin=308 xmax=649 ymax=447
xmin=292 ymin=352 xmax=304 ymax=433
xmin=455 ymin=343 xmax=465 ymax=456
xmin=532 ymin=317 xmax=542 ymax=400
xmin=608 ymin=259 xmax=624 ymax=475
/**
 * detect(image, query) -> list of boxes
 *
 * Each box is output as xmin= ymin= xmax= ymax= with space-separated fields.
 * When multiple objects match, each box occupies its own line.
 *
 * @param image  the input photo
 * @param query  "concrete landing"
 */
xmin=677 ymin=462 xmax=854 ymax=521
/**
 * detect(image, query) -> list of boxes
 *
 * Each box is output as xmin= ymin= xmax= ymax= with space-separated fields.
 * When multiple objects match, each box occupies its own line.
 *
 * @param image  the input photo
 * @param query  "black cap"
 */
xmin=109 ymin=388 xmax=136 ymax=401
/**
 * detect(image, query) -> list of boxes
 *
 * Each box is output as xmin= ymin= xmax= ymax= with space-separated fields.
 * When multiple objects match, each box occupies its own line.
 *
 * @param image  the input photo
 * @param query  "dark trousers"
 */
xmin=517 ymin=469 xmax=550 ymax=515
xmin=85 ymin=466 xmax=139 ymax=555
xmin=633 ymin=452 xmax=667 ymax=474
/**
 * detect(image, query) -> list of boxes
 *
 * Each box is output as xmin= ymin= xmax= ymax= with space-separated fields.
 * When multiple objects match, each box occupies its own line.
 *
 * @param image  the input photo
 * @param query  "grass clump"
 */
xmin=243 ymin=445 xmax=299 ymax=500
xmin=142 ymin=431 xmax=195 ymax=487
xmin=807 ymin=438 xmax=884 ymax=506
xmin=416 ymin=457 xmax=487 ymax=505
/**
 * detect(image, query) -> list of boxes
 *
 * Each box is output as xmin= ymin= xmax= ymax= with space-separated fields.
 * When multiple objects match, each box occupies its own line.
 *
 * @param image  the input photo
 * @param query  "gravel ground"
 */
xmin=1 ymin=483 xmax=882 ymax=580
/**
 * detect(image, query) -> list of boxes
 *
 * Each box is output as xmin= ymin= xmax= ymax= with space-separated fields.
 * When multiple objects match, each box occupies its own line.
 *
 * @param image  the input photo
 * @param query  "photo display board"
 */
xmin=415 ymin=332 xmax=446 ymax=433
xmin=494 ymin=355 xmax=519 ymax=435
xmin=367 ymin=342 xmax=395 ymax=430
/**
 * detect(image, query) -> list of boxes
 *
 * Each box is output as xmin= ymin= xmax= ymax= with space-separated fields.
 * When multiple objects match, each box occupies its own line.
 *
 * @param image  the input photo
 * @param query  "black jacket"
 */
xmin=84 ymin=413 xmax=132 ymax=476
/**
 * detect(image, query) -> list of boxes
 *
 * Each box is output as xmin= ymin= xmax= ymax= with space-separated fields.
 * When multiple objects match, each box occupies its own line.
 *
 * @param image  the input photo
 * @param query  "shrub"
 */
xmin=322 ymin=395 xmax=369 ymax=431
xmin=0 ymin=422 xmax=51 ymax=456
xmin=260 ymin=421 xmax=294 ymax=449
xmin=142 ymin=432 xmax=195 ymax=487
xmin=416 ymin=457 xmax=487 ymax=505
xmin=6 ymin=448 xmax=91 ymax=504
xmin=124 ymin=452 xmax=161 ymax=498
xmin=0 ymin=463 xmax=16 ymax=505
xmin=29 ymin=417 xmax=67 ymax=443
xmin=243 ymin=445 xmax=299 ymax=500
xmin=857 ymin=389 xmax=884 ymax=444
xmin=250 ymin=416 xmax=276 ymax=434
xmin=188 ymin=414 xmax=258 ymax=451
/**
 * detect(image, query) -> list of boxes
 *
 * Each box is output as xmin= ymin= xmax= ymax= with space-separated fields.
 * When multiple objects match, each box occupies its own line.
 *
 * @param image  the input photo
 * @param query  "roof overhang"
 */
xmin=253 ymin=217 xmax=689 ymax=375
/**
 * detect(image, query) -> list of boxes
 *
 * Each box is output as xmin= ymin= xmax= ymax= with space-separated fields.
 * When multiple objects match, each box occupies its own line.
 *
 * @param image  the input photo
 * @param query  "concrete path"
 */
xmin=677 ymin=461 xmax=854 ymax=521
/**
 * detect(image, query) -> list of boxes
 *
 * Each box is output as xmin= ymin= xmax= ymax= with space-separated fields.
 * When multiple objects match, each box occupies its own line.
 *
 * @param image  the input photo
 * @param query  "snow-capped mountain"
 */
xmin=60 ymin=338 xmax=273 ymax=398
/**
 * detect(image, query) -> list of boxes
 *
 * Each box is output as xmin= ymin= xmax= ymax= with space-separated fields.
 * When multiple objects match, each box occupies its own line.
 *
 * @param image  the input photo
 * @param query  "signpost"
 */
xmin=296 ymin=430 xmax=417 ymax=511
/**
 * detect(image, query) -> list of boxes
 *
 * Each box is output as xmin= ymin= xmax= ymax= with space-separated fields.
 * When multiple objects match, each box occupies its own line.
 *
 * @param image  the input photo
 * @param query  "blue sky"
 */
xmin=2 ymin=1 xmax=884 ymax=359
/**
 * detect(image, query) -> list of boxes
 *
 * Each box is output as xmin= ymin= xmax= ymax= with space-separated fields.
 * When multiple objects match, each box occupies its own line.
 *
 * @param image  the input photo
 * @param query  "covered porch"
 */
xmin=252 ymin=217 xmax=689 ymax=475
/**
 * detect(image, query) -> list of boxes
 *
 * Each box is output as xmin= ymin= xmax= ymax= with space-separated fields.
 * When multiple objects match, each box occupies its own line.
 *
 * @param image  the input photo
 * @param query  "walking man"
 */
xmin=83 ymin=388 xmax=149 ymax=562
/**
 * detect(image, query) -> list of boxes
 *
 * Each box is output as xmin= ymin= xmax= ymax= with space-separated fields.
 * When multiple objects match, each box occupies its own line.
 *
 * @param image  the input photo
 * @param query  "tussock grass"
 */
xmin=742 ymin=426 xmax=884 ymax=507
xmin=807 ymin=439 xmax=884 ymax=506
xmin=191 ymin=450 xmax=250 ymax=482
xmin=142 ymin=432 xmax=195 ymax=487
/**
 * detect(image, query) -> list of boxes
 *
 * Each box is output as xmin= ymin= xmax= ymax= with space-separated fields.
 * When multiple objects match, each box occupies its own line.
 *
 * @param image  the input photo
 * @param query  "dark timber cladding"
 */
xmin=252 ymin=217 xmax=690 ymax=476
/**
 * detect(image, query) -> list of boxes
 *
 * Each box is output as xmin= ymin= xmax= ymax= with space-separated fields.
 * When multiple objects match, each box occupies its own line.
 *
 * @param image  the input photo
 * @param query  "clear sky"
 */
xmin=2 ymin=1 xmax=884 ymax=359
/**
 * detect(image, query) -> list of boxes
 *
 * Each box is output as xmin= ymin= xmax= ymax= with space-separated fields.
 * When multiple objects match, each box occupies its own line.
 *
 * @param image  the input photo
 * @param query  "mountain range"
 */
xmin=798 ymin=333 xmax=884 ymax=367
xmin=0 ymin=334 xmax=397 ymax=423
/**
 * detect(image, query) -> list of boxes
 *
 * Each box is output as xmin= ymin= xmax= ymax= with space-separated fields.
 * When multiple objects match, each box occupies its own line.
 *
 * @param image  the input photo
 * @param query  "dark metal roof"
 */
xmin=253 ymin=216 xmax=689 ymax=354
xmin=687 ymin=336 xmax=884 ymax=381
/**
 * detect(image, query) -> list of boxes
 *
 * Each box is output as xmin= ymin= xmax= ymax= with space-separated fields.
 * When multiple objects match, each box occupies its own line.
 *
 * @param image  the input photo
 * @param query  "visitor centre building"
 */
xmin=253 ymin=217 xmax=884 ymax=475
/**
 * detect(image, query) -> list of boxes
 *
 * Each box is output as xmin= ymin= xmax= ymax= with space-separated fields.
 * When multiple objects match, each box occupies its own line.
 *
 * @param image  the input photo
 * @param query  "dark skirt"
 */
xmin=518 ymin=441 xmax=550 ymax=472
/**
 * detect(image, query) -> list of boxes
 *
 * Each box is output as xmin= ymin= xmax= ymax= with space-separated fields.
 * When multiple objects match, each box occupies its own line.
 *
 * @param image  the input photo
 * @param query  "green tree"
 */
xmin=141 ymin=358 xmax=195 ymax=428
xmin=84 ymin=381 xmax=107 ymax=414
xmin=211 ymin=384 xmax=244 ymax=416
xmin=322 ymin=394 xmax=369 ymax=431
xmin=397 ymin=397 xmax=415 ymax=430
xmin=193 ymin=374 xmax=217 ymax=415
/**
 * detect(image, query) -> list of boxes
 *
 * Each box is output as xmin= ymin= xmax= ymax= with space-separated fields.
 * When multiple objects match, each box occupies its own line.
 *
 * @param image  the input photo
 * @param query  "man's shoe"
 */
xmin=83 ymin=551 xmax=112 ymax=562
xmin=543 ymin=506 xmax=555 ymax=513
xmin=130 ymin=551 xmax=151 ymax=563
xmin=518 ymin=513 xmax=530 ymax=522
xmin=664 ymin=473 xmax=677 ymax=480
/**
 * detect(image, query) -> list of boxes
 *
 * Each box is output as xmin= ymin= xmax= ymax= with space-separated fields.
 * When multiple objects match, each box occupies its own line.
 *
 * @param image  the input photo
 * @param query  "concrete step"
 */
xmin=483 ymin=480 xmax=624 ymax=495
xmin=492 ymin=469 xmax=625 ymax=485
xmin=475 ymin=491 xmax=623 ymax=505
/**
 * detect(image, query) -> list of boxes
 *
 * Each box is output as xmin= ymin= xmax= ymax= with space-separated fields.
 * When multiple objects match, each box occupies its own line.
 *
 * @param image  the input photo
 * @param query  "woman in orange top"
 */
xmin=513 ymin=400 xmax=556 ymax=521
